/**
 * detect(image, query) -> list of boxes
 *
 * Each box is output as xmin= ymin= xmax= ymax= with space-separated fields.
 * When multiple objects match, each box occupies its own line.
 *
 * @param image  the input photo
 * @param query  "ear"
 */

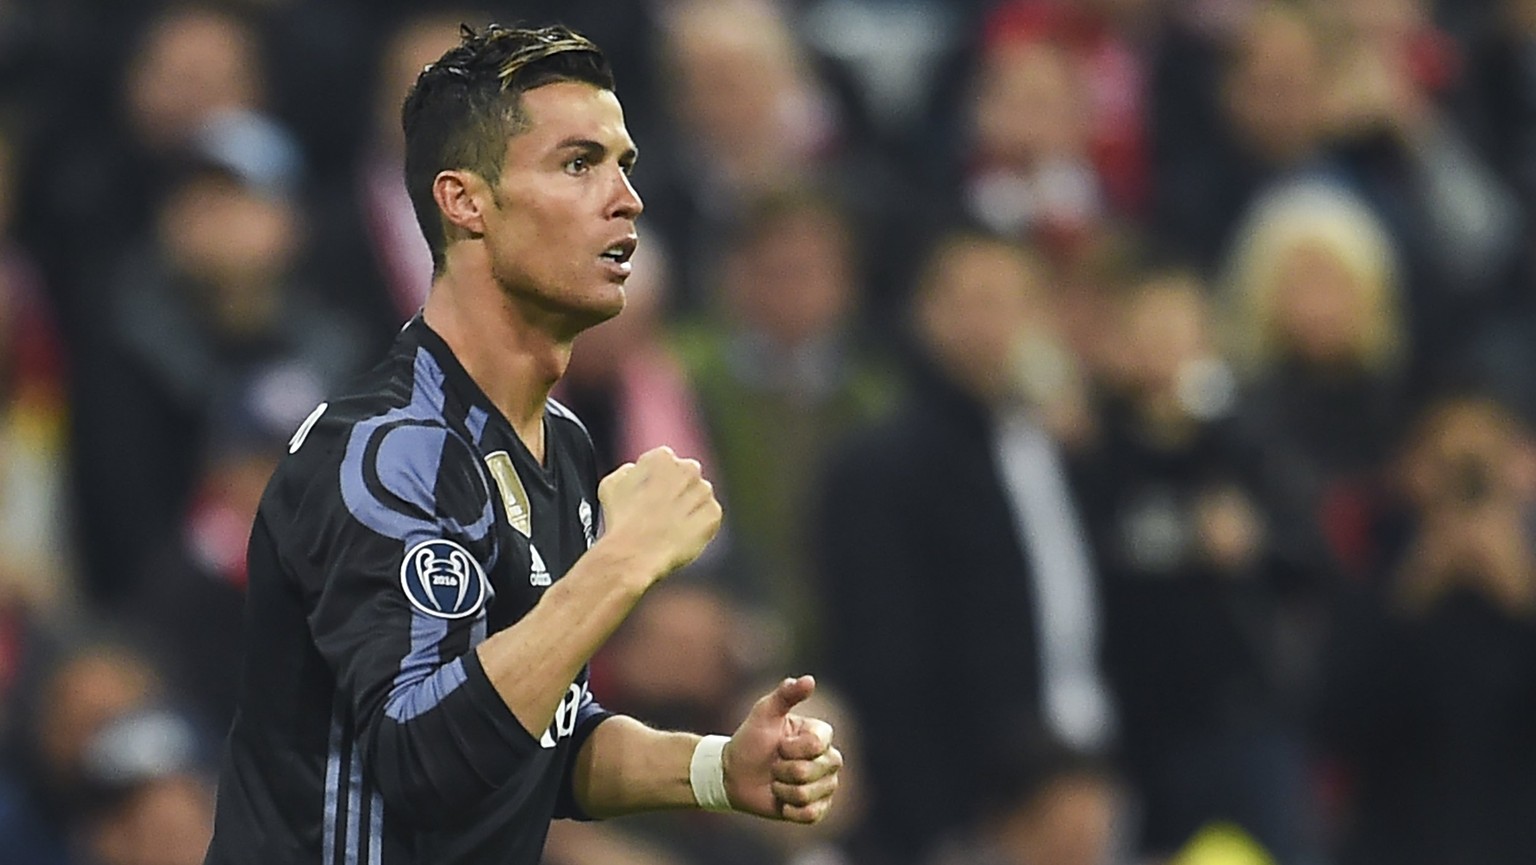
xmin=432 ymin=169 xmax=489 ymax=243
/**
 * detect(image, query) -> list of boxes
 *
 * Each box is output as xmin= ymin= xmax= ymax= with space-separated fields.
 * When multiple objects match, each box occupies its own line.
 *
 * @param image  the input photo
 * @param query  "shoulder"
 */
xmin=276 ymin=368 xmax=491 ymax=530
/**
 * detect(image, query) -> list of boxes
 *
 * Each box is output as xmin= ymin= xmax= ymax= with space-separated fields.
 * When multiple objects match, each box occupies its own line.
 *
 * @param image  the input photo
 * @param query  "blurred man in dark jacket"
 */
xmin=814 ymin=231 xmax=1110 ymax=864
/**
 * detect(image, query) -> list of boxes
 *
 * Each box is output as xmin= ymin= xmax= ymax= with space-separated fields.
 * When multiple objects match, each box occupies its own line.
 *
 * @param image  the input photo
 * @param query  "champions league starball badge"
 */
xmin=400 ymin=538 xmax=489 ymax=619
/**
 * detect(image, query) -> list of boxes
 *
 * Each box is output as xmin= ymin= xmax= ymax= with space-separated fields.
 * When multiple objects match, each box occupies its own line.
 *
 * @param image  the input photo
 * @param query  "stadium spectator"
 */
xmin=927 ymin=737 xmax=1128 ymax=865
xmin=0 ymin=640 xmax=164 ymax=865
xmin=981 ymin=0 xmax=1158 ymax=218
xmin=1460 ymin=0 xmax=1536 ymax=214
xmin=958 ymin=30 xmax=1105 ymax=260
xmin=22 ymin=4 xmax=269 ymax=337
xmin=1075 ymin=274 xmax=1322 ymax=862
xmin=675 ymin=188 xmax=896 ymax=665
xmin=53 ymin=6 xmax=304 ymax=603
xmin=72 ymin=708 xmax=216 ymax=865
xmin=1316 ymin=0 xmax=1523 ymax=374
xmin=644 ymin=0 xmax=904 ymax=315
xmin=1317 ymin=395 xmax=1536 ymax=865
xmin=1152 ymin=1 xmax=1333 ymax=271
xmin=78 ymin=116 xmax=368 ymax=606
xmin=1224 ymin=182 xmax=1409 ymax=581
xmin=814 ymin=230 xmax=1110 ymax=864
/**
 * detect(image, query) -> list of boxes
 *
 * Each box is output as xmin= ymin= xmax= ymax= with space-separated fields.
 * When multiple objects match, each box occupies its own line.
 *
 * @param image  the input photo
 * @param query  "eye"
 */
xmin=565 ymin=155 xmax=591 ymax=175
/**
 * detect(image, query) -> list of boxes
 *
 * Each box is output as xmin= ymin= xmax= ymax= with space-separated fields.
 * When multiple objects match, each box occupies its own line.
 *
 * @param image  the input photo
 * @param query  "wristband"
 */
xmin=689 ymin=734 xmax=733 ymax=811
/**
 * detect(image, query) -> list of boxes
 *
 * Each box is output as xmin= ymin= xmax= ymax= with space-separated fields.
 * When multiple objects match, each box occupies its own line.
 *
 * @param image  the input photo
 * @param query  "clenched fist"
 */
xmin=597 ymin=446 xmax=722 ymax=586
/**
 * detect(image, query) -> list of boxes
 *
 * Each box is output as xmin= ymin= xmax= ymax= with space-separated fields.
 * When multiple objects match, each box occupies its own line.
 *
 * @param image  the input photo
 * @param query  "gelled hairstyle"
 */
xmin=401 ymin=24 xmax=614 ymax=272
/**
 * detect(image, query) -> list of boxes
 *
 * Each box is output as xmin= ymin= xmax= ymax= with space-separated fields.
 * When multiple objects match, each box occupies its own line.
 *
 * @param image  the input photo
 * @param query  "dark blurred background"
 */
xmin=4 ymin=1 xmax=1536 ymax=864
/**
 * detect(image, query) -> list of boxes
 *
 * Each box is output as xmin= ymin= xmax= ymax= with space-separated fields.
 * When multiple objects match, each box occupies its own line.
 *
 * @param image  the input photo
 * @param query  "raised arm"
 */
xmin=300 ymin=438 xmax=719 ymax=828
xmin=474 ymin=445 xmax=722 ymax=739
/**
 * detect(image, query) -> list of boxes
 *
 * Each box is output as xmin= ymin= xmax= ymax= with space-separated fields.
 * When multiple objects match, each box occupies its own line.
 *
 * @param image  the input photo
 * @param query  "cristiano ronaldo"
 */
xmin=203 ymin=23 xmax=841 ymax=865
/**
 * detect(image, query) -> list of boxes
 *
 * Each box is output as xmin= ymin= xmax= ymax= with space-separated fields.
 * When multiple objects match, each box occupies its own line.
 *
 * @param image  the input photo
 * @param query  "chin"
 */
xmin=565 ymin=284 xmax=628 ymax=332
xmin=507 ymin=277 xmax=627 ymax=335
xmin=591 ymin=281 xmax=628 ymax=318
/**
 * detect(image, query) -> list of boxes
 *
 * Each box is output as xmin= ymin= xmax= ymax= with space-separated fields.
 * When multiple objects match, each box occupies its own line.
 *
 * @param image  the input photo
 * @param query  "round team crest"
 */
xmin=399 ymin=539 xmax=488 ymax=619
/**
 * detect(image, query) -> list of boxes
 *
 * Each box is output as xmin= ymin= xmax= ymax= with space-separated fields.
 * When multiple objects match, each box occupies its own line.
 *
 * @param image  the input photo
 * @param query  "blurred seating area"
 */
xmin=4 ymin=0 xmax=1536 ymax=863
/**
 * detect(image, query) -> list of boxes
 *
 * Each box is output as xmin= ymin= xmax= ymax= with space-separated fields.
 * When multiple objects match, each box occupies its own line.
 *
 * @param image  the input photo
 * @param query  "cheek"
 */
xmin=487 ymin=212 xmax=550 ymax=284
xmin=487 ymin=205 xmax=601 ymax=302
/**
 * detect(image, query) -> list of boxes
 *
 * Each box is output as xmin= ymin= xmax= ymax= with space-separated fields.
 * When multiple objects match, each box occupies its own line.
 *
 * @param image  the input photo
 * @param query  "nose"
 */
xmin=610 ymin=168 xmax=643 ymax=221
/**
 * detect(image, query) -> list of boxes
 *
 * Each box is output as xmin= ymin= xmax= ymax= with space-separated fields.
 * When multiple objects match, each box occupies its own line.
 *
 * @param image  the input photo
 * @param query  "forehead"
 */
xmin=505 ymin=81 xmax=634 ymax=156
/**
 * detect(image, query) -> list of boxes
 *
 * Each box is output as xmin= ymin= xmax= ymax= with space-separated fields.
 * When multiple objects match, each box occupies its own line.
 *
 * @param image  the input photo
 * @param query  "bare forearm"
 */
xmin=569 ymin=715 xmax=700 ymax=818
xmin=474 ymin=541 xmax=658 ymax=738
xmin=569 ymin=678 xmax=844 ymax=824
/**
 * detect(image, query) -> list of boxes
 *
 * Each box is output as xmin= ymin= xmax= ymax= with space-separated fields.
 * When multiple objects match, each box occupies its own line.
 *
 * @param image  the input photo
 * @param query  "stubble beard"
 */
xmin=493 ymin=270 xmax=626 ymax=344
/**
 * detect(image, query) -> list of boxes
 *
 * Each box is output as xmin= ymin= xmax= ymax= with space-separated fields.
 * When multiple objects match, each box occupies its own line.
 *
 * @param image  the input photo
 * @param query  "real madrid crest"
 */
xmin=484 ymin=451 xmax=532 ymax=537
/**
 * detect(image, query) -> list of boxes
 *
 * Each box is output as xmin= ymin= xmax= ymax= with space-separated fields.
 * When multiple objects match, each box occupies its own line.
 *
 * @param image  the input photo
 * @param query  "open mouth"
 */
xmin=600 ymin=236 xmax=637 ymax=265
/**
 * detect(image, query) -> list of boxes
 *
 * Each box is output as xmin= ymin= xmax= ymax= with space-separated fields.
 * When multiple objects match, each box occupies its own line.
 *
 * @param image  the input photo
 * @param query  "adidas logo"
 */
xmin=530 ymin=543 xmax=551 ymax=587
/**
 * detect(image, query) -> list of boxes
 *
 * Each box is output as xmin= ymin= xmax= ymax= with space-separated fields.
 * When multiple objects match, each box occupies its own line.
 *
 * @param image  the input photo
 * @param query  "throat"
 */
xmin=422 ymin=274 xmax=571 ymax=467
xmin=515 ymin=415 xmax=547 ymax=467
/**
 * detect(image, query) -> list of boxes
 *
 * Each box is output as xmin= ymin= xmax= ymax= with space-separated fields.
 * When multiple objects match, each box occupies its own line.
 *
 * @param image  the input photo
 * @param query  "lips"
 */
xmin=599 ymin=235 xmax=637 ymax=265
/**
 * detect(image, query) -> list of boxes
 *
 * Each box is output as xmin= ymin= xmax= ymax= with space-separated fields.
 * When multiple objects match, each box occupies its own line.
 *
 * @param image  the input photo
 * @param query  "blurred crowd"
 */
xmin=3 ymin=0 xmax=1536 ymax=863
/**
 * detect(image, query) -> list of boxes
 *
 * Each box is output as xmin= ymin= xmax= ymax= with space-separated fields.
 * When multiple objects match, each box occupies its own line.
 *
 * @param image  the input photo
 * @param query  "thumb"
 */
xmin=754 ymin=675 xmax=815 ymax=722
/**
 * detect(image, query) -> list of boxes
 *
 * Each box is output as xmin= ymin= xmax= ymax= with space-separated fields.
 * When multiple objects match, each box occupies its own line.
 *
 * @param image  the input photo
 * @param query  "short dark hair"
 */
xmin=401 ymin=24 xmax=614 ymax=273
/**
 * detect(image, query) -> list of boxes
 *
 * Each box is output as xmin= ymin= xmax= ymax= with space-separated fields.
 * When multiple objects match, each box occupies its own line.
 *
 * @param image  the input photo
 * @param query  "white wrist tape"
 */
xmin=689 ymin=734 xmax=733 ymax=812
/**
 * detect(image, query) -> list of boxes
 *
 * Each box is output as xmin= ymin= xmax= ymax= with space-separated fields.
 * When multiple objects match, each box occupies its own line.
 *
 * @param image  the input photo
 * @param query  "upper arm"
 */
xmin=282 ymin=419 xmax=534 ymax=825
xmin=293 ymin=420 xmax=498 ymax=709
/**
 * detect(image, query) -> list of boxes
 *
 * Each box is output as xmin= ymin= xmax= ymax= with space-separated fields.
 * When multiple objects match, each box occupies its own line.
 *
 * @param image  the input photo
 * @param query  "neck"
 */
xmin=423 ymin=263 xmax=572 ymax=463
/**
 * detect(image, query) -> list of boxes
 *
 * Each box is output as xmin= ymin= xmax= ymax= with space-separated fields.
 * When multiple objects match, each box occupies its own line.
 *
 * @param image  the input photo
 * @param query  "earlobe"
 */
xmin=433 ymin=170 xmax=487 ymax=240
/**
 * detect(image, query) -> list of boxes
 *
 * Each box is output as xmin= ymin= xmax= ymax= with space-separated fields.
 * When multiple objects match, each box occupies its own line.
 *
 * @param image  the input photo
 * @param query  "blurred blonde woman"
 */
xmin=1223 ymin=181 xmax=1410 ymax=578
xmin=1225 ymin=181 xmax=1404 ymax=380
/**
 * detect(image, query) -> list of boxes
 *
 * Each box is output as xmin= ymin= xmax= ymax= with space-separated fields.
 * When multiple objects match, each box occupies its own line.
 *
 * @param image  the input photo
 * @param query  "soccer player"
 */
xmin=202 ymin=24 xmax=841 ymax=865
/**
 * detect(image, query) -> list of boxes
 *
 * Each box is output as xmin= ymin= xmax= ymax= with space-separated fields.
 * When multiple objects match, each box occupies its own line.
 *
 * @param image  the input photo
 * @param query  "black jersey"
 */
xmin=204 ymin=318 xmax=612 ymax=865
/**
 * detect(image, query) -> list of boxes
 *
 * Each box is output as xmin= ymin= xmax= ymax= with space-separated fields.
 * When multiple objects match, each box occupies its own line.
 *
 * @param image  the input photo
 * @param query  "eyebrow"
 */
xmin=555 ymin=137 xmax=639 ymax=166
